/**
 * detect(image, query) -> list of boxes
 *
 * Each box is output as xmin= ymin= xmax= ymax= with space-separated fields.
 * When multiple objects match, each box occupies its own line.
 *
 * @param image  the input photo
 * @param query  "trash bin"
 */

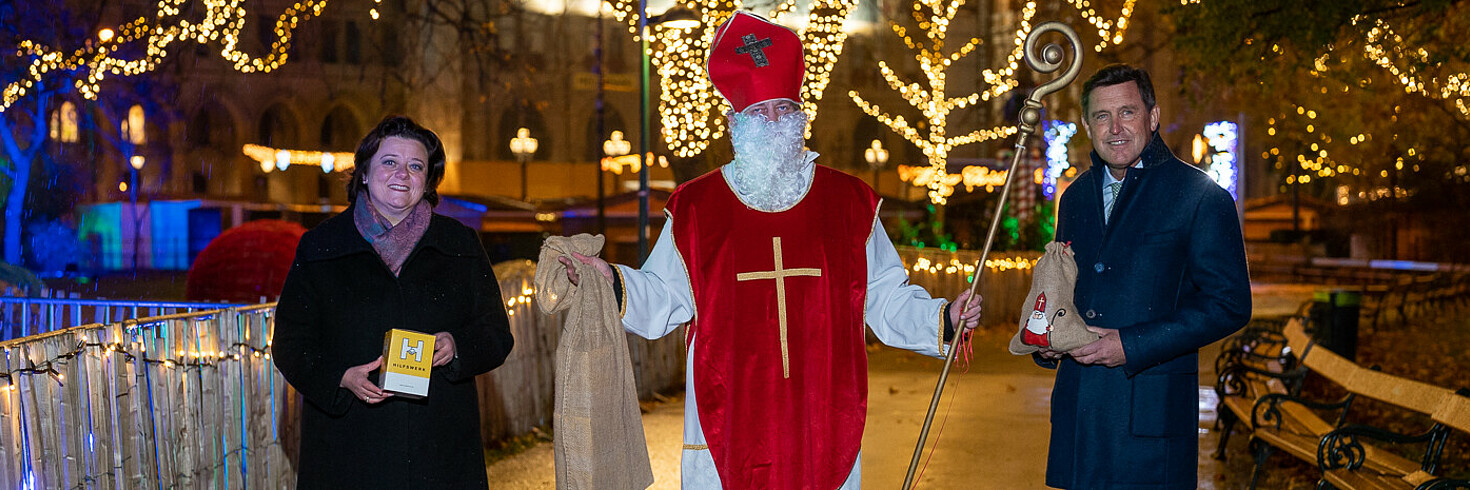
xmin=1308 ymin=289 xmax=1361 ymax=360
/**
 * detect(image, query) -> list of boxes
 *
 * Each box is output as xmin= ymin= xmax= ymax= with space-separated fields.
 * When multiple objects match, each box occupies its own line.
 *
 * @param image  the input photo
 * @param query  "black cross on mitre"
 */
xmin=735 ymin=33 xmax=774 ymax=67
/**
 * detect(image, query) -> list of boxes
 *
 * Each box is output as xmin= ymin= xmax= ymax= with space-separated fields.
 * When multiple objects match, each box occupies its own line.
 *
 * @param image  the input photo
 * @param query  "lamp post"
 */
xmin=595 ymin=2 xmax=607 ymax=235
xmin=510 ymin=127 xmax=538 ymax=201
xmin=128 ymin=154 xmax=144 ymax=272
xmin=636 ymin=5 xmax=701 ymax=263
xmin=864 ymin=139 xmax=889 ymax=194
xmin=601 ymin=130 xmax=631 ymax=233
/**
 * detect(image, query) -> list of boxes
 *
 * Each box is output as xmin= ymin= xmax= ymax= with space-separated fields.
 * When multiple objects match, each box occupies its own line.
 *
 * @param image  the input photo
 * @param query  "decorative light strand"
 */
xmin=852 ymin=0 xmax=1022 ymax=205
xmin=1355 ymin=16 xmax=1470 ymax=117
xmin=1201 ymin=121 xmax=1238 ymax=200
xmin=1042 ymin=120 xmax=1076 ymax=198
xmin=609 ymin=1 xmax=858 ymax=158
xmin=3 ymin=0 xmax=330 ymax=112
xmin=241 ymin=144 xmax=354 ymax=173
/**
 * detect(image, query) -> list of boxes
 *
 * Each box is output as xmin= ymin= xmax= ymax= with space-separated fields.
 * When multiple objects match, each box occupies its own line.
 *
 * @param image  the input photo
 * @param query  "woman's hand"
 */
xmin=432 ymin=332 xmax=457 ymax=367
xmin=557 ymin=252 xmax=614 ymax=286
xmin=340 ymin=356 xmax=393 ymax=404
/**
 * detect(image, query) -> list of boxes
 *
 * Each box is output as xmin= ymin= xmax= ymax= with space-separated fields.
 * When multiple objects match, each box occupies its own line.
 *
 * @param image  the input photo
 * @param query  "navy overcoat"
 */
xmin=1044 ymin=133 xmax=1251 ymax=489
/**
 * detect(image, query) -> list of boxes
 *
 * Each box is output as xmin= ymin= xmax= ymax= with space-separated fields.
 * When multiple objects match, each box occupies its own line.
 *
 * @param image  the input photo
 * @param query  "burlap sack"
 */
xmin=536 ymin=234 xmax=654 ymax=490
xmin=1009 ymin=241 xmax=1099 ymax=355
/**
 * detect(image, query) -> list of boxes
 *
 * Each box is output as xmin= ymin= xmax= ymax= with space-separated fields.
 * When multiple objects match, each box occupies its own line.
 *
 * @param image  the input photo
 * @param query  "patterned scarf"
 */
xmin=353 ymin=190 xmax=432 ymax=276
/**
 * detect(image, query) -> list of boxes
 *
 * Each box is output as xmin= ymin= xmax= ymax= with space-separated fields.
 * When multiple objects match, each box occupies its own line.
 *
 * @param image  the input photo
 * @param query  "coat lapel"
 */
xmin=1093 ymin=132 xmax=1171 ymax=249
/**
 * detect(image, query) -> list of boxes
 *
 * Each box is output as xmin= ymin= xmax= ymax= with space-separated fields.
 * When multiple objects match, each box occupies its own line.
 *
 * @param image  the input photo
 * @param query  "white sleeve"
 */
xmin=614 ymin=219 xmax=694 ymax=340
xmin=865 ymin=219 xmax=949 ymax=358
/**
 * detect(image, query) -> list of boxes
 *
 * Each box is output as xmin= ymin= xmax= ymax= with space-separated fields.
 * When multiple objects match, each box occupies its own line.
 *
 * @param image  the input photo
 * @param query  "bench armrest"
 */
xmin=1216 ymin=362 xmax=1307 ymax=399
xmin=1418 ymin=478 xmax=1470 ymax=490
xmin=1251 ymin=392 xmax=1354 ymax=431
xmin=1316 ymin=423 xmax=1451 ymax=473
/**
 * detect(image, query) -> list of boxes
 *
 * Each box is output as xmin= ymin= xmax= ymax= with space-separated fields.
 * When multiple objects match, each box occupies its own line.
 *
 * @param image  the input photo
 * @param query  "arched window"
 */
xmin=584 ymin=107 xmax=628 ymax=162
xmin=50 ymin=101 xmax=80 ymax=143
xmin=319 ymin=106 xmax=362 ymax=150
xmin=258 ymin=104 xmax=298 ymax=147
xmin=187 ymin=103 xmax=234 ymax=149
xmin=121 ymin=104 xmax=146 ymax=144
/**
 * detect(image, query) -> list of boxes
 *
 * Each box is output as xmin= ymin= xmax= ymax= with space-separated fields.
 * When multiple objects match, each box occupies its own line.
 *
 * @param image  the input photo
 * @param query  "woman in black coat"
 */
xmin=272 ymin=116 xmax=515 ymax=489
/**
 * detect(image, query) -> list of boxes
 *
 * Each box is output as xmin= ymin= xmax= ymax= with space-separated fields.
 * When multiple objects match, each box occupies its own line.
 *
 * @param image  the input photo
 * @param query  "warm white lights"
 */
xmin=242 ymin=144 xmax=354 ymax=173
xmin=3 ymin=0 xmax=331 ymax=112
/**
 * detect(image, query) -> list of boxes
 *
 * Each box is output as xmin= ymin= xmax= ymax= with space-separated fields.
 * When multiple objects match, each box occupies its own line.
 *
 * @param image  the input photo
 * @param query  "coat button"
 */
xmin=1085 ymin=309 xmax=1096 ymax=319
xmin=1094 ymin=262 xmax=1105 ymax=273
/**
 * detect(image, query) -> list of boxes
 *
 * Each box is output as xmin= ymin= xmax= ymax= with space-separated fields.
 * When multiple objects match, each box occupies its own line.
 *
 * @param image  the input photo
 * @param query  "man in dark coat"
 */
xmin=1037 ymin=64 xmax=1252 ymax=489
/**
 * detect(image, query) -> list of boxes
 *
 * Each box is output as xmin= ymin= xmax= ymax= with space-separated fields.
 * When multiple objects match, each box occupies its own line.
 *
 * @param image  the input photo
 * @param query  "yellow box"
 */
xmin=379 ymin=329 xmax=435 ymax=398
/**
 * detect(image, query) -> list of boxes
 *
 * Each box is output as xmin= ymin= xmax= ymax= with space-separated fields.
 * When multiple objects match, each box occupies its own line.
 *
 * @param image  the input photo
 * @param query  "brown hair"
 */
xmin=1081 ymin=64 xmax=1157 ymax=115
xmin=346 ymin=115 xmax=447 ymax=206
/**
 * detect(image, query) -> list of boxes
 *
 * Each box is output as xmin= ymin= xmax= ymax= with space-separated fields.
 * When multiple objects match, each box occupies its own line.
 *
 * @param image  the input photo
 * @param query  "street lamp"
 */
xmin=864 ymin=139 xmax=889 ymax=194
xmin=509 ymin=127 xmax=538 ymax=201
xmin=637 ymin=5 xmax=702 ymax=263
xmin=127 ymin=154 xmax=144 ymax=272
xmin=603 ymin=130 xmax=632 ymax=158
xmin=597 ymin=130 xmax=632 ymax=236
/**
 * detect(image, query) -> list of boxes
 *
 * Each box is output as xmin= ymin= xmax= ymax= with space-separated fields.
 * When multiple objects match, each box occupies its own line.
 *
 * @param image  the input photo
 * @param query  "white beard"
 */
xmin=724 ymin=111 xmax=815 ymax=212
xmin=1026 ymin=312 xmax=1050 ymax=335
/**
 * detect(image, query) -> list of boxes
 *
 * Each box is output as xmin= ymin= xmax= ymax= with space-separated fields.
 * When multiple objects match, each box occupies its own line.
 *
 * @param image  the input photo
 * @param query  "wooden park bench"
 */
xmin=1215 ymin=315 xmax=1470 ymax=489
xmin=1283 ymin=319 xmax=1470 ymax=489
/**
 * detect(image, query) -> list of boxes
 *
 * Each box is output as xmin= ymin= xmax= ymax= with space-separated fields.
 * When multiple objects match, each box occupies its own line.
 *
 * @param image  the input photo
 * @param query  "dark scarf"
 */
xmin=353 ymin=191 xmax=432 ymax=276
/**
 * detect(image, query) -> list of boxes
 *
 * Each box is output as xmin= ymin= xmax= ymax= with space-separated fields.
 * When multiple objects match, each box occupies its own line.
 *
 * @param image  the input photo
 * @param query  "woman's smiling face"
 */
xmin=365 ymin=136 xmax=429 ymax=224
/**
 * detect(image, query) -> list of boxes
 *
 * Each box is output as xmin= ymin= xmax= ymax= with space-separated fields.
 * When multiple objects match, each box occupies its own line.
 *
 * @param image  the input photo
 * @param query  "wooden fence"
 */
xmin=0 ymin=251 xmax=1036 ymax=488
xmin=897 ymin=246 xmax=1041 ymax=328
xmin=0 ymin=305 xmax=293 ymax=489
xmin=0 ymin=296 xmax=241 ymax=341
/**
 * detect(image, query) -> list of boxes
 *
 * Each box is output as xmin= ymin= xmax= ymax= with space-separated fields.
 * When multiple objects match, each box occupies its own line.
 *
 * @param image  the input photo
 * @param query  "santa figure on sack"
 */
xmin=558 ymin=12 xmax=983 ymax=489
xmin=1024 ymin=293 xmax=1052 ymax=348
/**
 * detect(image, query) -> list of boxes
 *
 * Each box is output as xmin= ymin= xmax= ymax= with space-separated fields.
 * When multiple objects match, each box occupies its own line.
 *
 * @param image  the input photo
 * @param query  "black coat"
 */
xmin=272 ymin=207 xmax=515 ymax=489
xmin=1045 ymin=134 xmax=1251 ymax=489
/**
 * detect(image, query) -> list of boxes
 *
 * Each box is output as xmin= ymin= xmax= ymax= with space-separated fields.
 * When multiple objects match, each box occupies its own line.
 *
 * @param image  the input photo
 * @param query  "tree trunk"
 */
xmin=0 ymin=97 xmax=47 ymax=266
xmin=3 ymin=156 xmax=29 ymax=265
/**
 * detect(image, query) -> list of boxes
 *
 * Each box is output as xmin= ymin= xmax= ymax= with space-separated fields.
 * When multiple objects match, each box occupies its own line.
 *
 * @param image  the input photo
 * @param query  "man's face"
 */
xmin=1081 ymin=82 xmax=1159 ymax=172
xmin=740 ymin=99 xmax=801 ymax=122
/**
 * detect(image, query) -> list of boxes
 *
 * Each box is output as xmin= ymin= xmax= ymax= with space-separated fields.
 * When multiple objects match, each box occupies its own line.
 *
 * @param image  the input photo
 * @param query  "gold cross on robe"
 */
xmin=736 ymin=237 xmax=822 ymax=379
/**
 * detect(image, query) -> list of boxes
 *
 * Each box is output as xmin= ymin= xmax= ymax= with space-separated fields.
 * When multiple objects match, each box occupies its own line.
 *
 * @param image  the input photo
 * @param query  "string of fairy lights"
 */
xmin=909 ymin=255 xmax=1037 ymax=277
xmin=2 ymin=0 xmax=330 ymax=113
xmin=1180 ymin=1 xmax=1469 ymax=204
xmin=608 ymin=0 xmax=858 ymax=158
xmin=851 ymin=0 xmax=1023 ymax=205
xmin=852 ymin=0 xmax=1143 ymax=205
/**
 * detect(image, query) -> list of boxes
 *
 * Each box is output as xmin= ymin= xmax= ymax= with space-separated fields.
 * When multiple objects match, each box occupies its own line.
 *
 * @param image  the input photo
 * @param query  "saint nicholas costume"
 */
xmin=614 ymin=12 xmax=962 ymax=490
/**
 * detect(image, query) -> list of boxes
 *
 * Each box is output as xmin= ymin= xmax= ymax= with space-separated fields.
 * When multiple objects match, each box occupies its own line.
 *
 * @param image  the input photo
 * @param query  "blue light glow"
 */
xmin=1203 ymin=121 xmax=1239 ymax=201
xmin=1042 ymin=120 xmax=1077 ymax=199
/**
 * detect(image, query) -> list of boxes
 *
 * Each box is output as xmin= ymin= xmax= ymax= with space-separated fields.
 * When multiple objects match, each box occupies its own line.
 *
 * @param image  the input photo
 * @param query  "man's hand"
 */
xmin=557 ymin=252 xmax=615 ymax=286
xmin=432 ymin=332 xmax=456 ymax=367
xmin=1035 ymin=347 xmax=1066 ymax=361
xmin=1070 ymin=326 xmax=1127 ymax=367
xmin=340 ymin=356 xmax=393 ymax=404
xmin=948 ymin=290 xmax=983 ymax=333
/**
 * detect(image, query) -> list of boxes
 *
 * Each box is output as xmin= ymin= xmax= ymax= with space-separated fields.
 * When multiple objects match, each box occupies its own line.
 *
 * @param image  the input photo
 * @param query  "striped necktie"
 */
xmin=1104 ymin=182 xmax=1123 ymax=224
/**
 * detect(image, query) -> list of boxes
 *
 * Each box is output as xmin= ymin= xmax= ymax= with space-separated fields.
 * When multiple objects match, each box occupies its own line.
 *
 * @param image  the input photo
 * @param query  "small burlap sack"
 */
xmin=1009 ymin=241 xmax=1099 ymax=355
xmin=536 ymin=234 xmax=654 ymax=490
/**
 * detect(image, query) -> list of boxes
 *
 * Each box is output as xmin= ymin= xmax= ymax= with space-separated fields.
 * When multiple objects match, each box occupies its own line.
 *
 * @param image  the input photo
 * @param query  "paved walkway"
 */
xmin=486 ymin=284 xmax=1319 ymax=489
